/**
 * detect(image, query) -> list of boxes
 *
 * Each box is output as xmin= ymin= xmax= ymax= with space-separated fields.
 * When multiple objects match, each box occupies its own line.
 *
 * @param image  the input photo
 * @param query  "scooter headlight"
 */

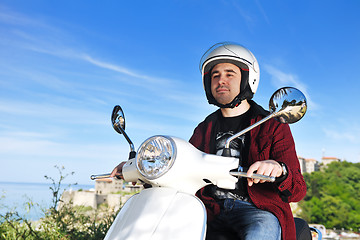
xmin=136 ymin=136 xmax=176 ymax=180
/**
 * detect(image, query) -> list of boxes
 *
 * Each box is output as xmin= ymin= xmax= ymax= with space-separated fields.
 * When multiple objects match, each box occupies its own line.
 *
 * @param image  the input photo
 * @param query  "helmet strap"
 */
xmin=208 ymin=89 xmax=253 ymax=108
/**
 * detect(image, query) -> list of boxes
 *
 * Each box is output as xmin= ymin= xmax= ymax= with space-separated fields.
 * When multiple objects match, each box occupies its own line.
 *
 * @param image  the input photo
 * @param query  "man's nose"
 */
xmin=218 ymin=74 xmax=227 ymax=85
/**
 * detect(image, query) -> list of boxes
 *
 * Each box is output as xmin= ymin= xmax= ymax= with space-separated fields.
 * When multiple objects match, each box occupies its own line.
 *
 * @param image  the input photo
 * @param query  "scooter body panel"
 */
xmin=104 ymin=187 xmax=207 ymax=240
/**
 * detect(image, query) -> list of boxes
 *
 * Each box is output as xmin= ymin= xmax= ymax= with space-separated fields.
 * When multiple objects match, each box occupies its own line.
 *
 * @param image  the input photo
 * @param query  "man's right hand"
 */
xmin=110 ymin=161 xmax=126 ymax=179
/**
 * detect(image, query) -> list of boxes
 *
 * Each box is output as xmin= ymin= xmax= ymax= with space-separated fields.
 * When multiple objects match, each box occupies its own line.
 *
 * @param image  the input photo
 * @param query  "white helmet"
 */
xmin=199 ymin=42 xmax=260 ymax=108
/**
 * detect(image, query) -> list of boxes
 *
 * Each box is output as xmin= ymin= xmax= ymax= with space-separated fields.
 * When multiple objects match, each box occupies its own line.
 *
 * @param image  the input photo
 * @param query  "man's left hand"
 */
xmin=246 ymin=160 xmax=283 ymax=186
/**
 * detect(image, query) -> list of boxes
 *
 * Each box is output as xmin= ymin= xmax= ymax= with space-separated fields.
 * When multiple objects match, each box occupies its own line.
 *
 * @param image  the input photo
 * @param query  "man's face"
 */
xmin=210 ymin=63 xmax=241 ymax=105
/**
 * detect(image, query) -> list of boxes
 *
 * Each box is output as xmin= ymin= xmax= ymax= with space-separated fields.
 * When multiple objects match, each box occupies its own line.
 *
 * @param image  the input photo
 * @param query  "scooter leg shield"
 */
xmin=104 ymin=187 xmax=207 ymax=240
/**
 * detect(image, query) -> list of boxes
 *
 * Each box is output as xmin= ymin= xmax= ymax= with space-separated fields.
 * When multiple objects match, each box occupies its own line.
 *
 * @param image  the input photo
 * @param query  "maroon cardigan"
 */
xmin=189 ymin=101 xmax=306 ymax=240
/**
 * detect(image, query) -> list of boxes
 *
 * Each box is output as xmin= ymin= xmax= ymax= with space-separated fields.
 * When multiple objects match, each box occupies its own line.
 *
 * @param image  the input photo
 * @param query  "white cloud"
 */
xmin=254 ymin=0 xmax=271 ymax=25
xmin=323 ymin=128 xmax=357 ymax=142
xmin=0 ymin=7 xmax=206 ymax=113
xmin=0 ymin=6 xmax=215 ymax=185
xmin=81 ymin=55 xmax=151 ymax=81
xmin=0 ymin=99 xmax=107 ymax=126
xmin=263 ymin=64 xmax=318 ymax=110
xmin=0 ymin=7 xmax=44 ymax=27
xmin=0 ymin=132 xmax=126 ymax=160
xmin=322 ymin=120 xmax=360 ymax=144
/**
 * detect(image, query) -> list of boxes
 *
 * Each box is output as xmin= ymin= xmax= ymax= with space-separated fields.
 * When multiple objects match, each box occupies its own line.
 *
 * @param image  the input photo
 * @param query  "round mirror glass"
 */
xmin=111 ymin=105 xmax=125 ymax=134
xmin=269 ymin=87 xmax=307 ymax=124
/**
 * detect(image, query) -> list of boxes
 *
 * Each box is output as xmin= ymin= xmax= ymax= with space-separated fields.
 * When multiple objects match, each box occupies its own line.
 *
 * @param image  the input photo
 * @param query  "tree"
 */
xmin=299 ymin=161 xmax=360 ymax=230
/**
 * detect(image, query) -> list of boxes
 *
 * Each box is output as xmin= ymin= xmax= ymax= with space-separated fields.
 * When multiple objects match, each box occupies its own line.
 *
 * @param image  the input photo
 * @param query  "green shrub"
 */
xmin=0 ymin=166 xmax=119 ymax=240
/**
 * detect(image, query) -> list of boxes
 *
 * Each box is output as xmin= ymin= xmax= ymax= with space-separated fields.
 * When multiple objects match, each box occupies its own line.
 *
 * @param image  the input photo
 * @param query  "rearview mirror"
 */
xmin=223 ymin=87 xmax=307 ymax=155
xmin=269 ymin=87 xmax=307 ymax=124
xmin=111 ymin=105 xmax=126 ymax=134
xmin=111 ymin=105 xmax=135 ymax=155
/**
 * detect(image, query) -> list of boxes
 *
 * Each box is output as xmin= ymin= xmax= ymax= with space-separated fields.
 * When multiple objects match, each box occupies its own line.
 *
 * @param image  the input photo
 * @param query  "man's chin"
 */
xmin=217 ymin=100 xmax=232 ymax=106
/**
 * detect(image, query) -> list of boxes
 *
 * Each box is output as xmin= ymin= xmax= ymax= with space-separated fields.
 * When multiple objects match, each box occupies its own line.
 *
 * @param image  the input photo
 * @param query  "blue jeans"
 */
xmin=206 ymin=199 xmax=281 ymax=240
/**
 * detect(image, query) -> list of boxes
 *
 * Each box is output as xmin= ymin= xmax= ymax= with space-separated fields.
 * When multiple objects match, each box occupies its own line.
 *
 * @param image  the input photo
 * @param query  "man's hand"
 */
xmin=110 ymin=161 xmax=137 ymax=185
xmin=246 ymin=160 xmax=283 ymax=186
xmin=110 ymin=161 xmax=126 ymax=179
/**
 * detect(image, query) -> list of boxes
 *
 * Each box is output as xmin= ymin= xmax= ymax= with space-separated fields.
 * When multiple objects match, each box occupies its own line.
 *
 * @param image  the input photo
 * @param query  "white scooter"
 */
xmin=91 ymin=87 xmax=322 ymax=240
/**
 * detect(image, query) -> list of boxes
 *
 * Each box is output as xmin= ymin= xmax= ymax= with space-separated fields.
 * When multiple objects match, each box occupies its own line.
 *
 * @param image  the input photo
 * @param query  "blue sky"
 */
xmin=1 ymin=0 xmax=359 ymax=185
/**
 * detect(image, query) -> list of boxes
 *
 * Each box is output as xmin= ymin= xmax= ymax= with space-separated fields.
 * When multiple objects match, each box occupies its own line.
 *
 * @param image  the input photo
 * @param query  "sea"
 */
xmin=0 ymin=181 xmax=93 ymax=220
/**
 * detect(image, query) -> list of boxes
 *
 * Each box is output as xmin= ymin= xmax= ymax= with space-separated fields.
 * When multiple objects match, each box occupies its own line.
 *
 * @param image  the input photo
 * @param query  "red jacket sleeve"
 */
xmin=248 ymin=117 xmax=307 ymax=203
xmin=271 ymin=122 xmax=307 ymax=202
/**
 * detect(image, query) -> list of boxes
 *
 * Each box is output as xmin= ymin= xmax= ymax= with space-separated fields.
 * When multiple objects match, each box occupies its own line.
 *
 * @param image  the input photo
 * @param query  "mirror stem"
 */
xmin=224 ymin=112 xmax=277 ymax=149
xmin=114 ymin=123 xmax=135 ymax=153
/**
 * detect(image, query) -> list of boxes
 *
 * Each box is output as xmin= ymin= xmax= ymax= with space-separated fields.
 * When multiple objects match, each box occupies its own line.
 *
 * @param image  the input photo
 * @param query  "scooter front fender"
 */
xmin=104 ymin=187 xmax=207 ymax=240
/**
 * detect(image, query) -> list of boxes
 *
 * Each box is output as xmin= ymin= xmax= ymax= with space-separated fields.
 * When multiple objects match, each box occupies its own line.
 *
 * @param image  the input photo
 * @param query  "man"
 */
xmin=110 ymin=42 xmax=306 ymax=239
xmin=189 ymin=42 xmax=306 ymax=240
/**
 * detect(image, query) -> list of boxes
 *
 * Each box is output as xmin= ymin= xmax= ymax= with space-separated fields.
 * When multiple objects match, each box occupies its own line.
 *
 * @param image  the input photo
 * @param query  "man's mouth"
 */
xmin=216 ymin=87 xmax=229 ymax=93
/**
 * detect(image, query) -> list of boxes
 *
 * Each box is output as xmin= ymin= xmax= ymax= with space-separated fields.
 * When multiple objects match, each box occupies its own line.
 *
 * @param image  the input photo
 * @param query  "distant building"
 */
xmin=305 ymin=158 xmax=318 ymax=173
xmin=95 ymin=178 xmax=123 ymax=194
xmin=321 ymin=156 xmax=341 ymax=166
xmin=95 ymin=178 xmax=142 ymax=195
xmin=60 ymin=178 xmax=143 ymax=211
xmin=298 ymin=157 xmax=319 ymax=174
xmin=298 ymin=156 xmax=342 ymax=173
xmin=298 ymin=157 xmax=306 ymax=173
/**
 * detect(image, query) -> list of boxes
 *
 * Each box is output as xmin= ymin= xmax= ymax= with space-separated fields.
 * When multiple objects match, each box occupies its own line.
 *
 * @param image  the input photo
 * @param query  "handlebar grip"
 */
xmin=90 ymin=173 xmax=123 ymax=180
xmin=229 ymin=170 xmax=275 ymax=182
